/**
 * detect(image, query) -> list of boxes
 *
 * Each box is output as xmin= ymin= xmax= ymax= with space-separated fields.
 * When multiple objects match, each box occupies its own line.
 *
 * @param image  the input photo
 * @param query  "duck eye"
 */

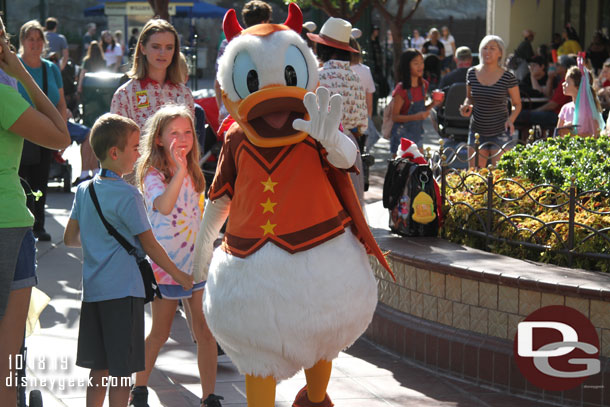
xmin=285 ymin=66 xmax=297 ymax=86
xmin=284 ymin=45 xmax=308 ymax=88
xmin=247 ymin=70 xmax=259 ymax=93
xmin=232 ymin=51 xmax=259 ymax=99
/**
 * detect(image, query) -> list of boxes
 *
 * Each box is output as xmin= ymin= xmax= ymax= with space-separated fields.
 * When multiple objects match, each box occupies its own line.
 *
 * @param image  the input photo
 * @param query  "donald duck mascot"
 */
xmin=193 ymin=5 xmax=393 ymax=406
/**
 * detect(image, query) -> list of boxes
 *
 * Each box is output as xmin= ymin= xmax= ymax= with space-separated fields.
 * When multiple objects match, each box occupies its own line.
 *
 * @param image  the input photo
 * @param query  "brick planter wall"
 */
xmin=365 ymin=230 xmax=610 ymax=406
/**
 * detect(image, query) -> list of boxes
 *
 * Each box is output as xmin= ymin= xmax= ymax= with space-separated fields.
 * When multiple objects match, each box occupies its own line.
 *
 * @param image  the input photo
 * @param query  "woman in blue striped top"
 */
xmin=460 ymin=35 xmax=521 ymax=168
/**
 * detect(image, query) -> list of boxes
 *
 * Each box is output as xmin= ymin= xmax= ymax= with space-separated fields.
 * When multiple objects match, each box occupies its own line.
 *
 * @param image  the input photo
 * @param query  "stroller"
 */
xmin=16 ymin=342 xmax=43 ymax=407
xmin=13 ymin=284 xmax=49 ymax=407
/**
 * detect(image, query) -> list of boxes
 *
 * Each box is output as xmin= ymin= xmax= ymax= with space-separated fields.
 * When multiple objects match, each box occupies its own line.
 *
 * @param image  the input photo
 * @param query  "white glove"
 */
xmin=293 ymin=87 xmax=356 ymax=169
xmin=192 ymin=196 xmax=231 ymax=283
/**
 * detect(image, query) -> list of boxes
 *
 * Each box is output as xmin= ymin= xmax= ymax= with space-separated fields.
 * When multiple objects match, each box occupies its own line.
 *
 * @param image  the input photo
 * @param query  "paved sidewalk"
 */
xmin=19 ymin=122 xmax=557 ymax=406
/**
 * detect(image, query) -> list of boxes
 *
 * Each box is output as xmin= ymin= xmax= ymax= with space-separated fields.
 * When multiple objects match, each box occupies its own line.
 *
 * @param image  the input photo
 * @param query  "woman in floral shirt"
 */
xmin=308 ymin=17 xmax=368 ymax=204
xmin=110 ymin=19 xmax=194 ymax=137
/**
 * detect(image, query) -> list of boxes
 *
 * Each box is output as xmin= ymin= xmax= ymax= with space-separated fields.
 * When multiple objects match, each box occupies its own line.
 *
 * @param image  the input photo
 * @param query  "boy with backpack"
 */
xmin=63 ymin=113 xmax=193 ymax=407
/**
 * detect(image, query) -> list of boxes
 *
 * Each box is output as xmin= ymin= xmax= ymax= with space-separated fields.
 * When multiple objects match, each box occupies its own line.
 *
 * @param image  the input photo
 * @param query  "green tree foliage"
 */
xmin=285 ymin=0 xmax=372 ymax=23
xmin=288 ymin=0 xmax=422 ymax=79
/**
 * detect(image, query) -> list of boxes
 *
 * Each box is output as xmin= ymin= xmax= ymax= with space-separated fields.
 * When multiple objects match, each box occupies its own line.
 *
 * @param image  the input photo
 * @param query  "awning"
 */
xmin=84 ymin=1 xmax=228 ymax=19
xmin=83 ymin=3 xmax=104 ymax=17
xmin=175 ymin=2 xmax=228 ymax=19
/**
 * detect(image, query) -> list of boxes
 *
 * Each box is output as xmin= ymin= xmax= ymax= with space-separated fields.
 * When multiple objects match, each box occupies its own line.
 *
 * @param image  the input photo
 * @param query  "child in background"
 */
xmin=557 ymin=65 xmax=604 ymax=137
xmin=63 ymin=113 xmax=193 ymax=407
xmin=132 ymin=105 xmax=222 ymax=407
xmin=390 ymin=48 xmax=442 ymax=157
xmin=597 ymin=60 xmax=610 ymax=89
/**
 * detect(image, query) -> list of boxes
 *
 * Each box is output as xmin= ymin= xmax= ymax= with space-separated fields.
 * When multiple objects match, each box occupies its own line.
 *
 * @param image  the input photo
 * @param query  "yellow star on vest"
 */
xmin=261 ymin=176 xmax=278 ymax=193
xmin=260 ymin=219 xmax=277 ymax=236
xmin=260 ymin=198 xmax=277 ymax=214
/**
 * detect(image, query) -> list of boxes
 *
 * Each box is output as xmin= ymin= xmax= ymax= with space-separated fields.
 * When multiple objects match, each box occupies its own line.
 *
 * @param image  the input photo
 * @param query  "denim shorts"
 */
xmin=159 ymin=280 xmax=206 ymax=300
xmin=467 ymin=131 xmax=512 ymax=150
xmin=11 ymin=229 xmax=37 ymax=291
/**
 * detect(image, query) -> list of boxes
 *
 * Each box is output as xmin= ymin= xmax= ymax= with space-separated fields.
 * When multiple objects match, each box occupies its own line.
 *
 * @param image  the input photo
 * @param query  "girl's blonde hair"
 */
xmin=178 ymin=52 xmax=189 ymax=84
xmin=128 ymin=19 xmax=182 ymax=84
xmin=1 ymin=17 xmax=17 ymax=54
xmin=19 ymin=20 xmax=48 ymax=55
xmin=0 ymin=15 xmax=7 ymax=39
xmin=136 ymin=105 xmax=205 ymax=193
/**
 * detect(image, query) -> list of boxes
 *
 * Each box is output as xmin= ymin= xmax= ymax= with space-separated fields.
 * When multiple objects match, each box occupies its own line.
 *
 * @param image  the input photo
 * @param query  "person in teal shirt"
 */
xmin=17 ymin=20 xmax=67 ymax=241
xmin=0 ymin=16 xmax=70 ymax=405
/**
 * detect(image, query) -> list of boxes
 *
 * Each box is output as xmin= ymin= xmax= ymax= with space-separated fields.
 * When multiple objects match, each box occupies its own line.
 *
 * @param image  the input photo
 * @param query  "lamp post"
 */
xmin=39 ymin=0 xmax=47 ymax=22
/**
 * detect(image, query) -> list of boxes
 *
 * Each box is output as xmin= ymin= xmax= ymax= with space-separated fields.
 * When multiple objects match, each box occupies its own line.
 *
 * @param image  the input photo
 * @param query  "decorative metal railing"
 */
xmin=426 ymin=133 xmax=610 ymax=269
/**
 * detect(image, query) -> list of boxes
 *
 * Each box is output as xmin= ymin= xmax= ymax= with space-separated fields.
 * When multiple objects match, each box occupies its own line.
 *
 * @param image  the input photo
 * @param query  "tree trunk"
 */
xmin=310 ymin=0 xmax=372 ymax=23
xmin=390 ymin=23 xmax=403 ymax=82
xmin=373 ymin=0 xmax=423 ymax=86
xmin=147 ymin=0 xmax=170 ymax=21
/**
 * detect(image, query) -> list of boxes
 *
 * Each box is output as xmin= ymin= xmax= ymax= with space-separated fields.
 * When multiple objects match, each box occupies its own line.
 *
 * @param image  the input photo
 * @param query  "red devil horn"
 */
xmin=284 ymin=3 xmax=303 ymax=34
xmin=223 ymin=9 xmax=243 ymax=42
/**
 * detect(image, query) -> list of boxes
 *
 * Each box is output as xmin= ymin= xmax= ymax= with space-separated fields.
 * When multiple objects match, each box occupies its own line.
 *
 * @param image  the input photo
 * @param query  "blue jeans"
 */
xmin=390 ymin=122 xmax=424 ymax=154
xmin=467 ymin=131 xmax=512 ymax=150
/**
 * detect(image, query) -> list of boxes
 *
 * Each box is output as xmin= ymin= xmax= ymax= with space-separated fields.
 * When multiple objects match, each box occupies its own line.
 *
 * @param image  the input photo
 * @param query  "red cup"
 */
xmin=432 ymin=90 xmax=445 ymax=102
xmin=551 ymin=49 xmax=558 ymax=63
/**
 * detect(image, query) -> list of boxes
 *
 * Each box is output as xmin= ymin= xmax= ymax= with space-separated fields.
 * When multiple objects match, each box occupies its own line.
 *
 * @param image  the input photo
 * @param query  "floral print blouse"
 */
xmin=318 ymin=60 xmax=368 ymax=132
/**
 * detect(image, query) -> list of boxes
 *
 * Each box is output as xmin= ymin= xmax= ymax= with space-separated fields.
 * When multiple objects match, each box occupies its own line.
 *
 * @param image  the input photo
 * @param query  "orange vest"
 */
xmin=209 ymin=125 xmax=352 ymax=258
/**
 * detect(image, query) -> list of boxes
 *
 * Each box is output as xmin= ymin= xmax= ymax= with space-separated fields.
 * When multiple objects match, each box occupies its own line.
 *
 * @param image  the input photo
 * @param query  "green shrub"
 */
xmin=497 ymin=135 xmax=610 ymax=192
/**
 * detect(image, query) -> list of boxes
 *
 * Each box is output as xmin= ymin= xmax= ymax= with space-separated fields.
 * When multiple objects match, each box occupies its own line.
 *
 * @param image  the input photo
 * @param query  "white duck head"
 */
xmin=217 ymin=3 xmax=319 ymax=148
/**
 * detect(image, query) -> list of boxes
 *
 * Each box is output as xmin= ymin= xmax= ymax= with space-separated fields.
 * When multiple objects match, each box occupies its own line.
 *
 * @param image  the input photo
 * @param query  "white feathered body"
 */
xmin=203 ymin=230 xmax=377 ymax=380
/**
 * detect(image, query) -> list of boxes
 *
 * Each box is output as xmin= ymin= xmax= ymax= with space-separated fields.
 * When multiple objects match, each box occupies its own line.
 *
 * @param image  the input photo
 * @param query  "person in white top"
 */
xmin=114 ymin=30 xmax=125 ymax=64
xmin=101 ymin=30 xmax=123 ymax=72
xmin=349 ymin=36 xmax=381 ymax=153
xmin=440 ymin=26 xmax=456 ymax=73
xmin=408 ymin=29 xmax=426 ymax=52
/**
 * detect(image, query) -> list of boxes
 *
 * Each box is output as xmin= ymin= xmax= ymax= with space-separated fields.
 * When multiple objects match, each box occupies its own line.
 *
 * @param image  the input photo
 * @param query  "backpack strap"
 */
xmin=41 ymin=61 xmax=48 ymax=95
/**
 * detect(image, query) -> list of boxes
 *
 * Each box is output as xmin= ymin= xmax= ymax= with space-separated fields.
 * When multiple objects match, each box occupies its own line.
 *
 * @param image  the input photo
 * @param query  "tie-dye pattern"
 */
xmin=143 ymin=168 xmax=202 ymax=284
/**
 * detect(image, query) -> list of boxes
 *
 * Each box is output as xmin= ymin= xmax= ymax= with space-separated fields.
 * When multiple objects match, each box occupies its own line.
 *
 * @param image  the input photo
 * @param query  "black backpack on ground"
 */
xmin=382 ymin=158 xmax=439 ymax=237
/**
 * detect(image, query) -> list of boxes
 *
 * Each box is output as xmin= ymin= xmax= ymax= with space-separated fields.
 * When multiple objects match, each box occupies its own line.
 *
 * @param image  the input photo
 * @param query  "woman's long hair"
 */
xmin=83 ymin=40 xmax=106 ymax=71
xmin=101 ymin=30 xmax=117 ymax=51
xmin=136 ymin=105 xmax=205 ymax=194
xmin=398 ymin=48 xmax=424 ymax=89
xmin=128 ymin=19 xmax=183 ymax=84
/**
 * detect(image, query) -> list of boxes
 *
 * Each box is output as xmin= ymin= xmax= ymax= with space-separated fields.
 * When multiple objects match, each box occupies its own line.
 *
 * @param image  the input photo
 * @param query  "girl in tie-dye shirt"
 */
xmin=134 ymin=105 xmax=222 ymax=407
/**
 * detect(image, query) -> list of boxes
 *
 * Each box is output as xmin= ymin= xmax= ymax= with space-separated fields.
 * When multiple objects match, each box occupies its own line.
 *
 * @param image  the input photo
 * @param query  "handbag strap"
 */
xmin=41 ymin=61 xmax=48 ymax=95
xmin=88 ymin=182 xmax=140 ymax=259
